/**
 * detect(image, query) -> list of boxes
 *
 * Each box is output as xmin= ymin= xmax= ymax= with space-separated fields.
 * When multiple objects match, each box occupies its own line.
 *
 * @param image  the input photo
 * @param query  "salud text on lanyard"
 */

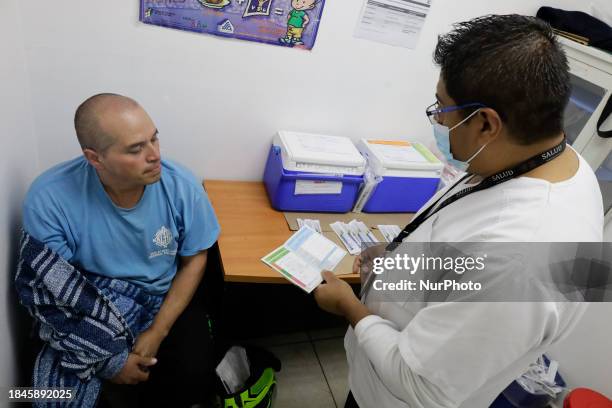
xmin=387 ymin=138 xmax=567 ymax=249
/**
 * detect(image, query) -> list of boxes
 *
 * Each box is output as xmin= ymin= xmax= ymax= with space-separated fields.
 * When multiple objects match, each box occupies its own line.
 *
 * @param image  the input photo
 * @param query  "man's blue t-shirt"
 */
xmin=23 ymin=156 xmax=220 ymax=295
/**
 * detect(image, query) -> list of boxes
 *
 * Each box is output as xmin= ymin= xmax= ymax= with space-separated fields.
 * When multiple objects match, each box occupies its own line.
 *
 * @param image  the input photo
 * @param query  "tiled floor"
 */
xmin=248 ymin=326 xmax=349 ymax=408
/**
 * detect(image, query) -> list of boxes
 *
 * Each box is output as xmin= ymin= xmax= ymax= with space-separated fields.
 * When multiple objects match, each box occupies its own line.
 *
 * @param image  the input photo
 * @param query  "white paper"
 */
xmin=261 ymin=226 xmax=347 ymax=293
xmin=297 ymin=218 xmax=323 ymax=233
xmin=331 ymin=220 xmax=378 ymax=255
xmin=273 ymin=251 xmax=323 ymax=291
xmin=354 ymin=0 xmax=432 ymax=49
xmin=515 ymin=356 xmax=564 ymax=397
xmin=371 ymin=143 xmax=428 ymax=163
xmin=544 ymin=360 xmax=559 ymax=384
xmin=378 ymin=224 xmax=402 ymax=242
xmin=215 ymin=346 xmax=250 ymax=394
xmin=349 ymin=220 xmax=379 ymax=243
xmin=295 ymin=180 xmax=342 ymax=195
xmin=331 ymin=222 xmax=362 ymax=255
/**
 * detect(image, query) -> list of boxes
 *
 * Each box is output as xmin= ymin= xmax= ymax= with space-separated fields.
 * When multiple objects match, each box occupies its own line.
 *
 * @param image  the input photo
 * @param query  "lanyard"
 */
xmin=387 ymin=138 xmax=567 ymax=249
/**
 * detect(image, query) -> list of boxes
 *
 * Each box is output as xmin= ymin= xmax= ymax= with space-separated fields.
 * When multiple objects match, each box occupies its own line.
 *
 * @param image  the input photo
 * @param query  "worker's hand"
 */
xmin=110 ymin=353 xmax=157 ymax=385
xmin=133 ymin=327 xmax=165 ymax=359
xmin=315 ymin=271 xmax=372 ymax=327
xmin=314 ymin=271 xmax=360 ymax=316
xmin=353 ymin=245 xmax=385 ymax=275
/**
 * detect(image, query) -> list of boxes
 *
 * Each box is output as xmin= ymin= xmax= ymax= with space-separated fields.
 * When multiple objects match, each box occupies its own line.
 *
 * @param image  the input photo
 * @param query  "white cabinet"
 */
xmin=560 ymin=36 xmax=612 ymax=222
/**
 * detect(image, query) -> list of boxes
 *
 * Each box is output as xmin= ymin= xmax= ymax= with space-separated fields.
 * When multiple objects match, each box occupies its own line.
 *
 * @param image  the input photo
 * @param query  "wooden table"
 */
xmin=204 ymin=180 xmax=361 ymax=284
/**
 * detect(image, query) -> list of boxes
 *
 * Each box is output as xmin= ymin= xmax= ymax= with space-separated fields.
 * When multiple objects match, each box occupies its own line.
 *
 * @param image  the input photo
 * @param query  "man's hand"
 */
xmin=133 ymin=327 xmax=166 ymax=359
xmin=314 ymin=271 xmax=371 ymax=327
xmin=110 ymin=353 xmax=157 ymax=385
xmin=352 ymin=256 xmax=362 ymax=275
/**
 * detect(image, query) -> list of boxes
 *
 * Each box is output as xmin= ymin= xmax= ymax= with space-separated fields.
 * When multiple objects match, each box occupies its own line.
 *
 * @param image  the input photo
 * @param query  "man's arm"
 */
xmin=132 ymin=250 xmax=208 ymax=358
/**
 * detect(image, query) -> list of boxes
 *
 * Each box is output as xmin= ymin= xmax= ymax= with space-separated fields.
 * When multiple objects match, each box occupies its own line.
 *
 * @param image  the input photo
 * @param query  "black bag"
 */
xmin=537 ymin=6 xmax=612 ymax=53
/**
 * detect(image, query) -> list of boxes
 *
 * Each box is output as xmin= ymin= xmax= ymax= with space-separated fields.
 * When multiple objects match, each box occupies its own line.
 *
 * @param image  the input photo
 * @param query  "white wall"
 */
xmin=18 ymin=0 xmax=593 ymax=181
xmin=5 ymin=0 xmax=612 ymax=397
xmin=0 ymin=0 xmax=39 ymax=389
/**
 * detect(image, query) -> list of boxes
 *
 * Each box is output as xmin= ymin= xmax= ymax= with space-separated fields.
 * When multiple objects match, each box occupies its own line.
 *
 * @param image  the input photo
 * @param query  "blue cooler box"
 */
xmin=358 ymin=140 xmax=443 ymax=213
xmin=263 ymin=131 xmax=365 ymax=213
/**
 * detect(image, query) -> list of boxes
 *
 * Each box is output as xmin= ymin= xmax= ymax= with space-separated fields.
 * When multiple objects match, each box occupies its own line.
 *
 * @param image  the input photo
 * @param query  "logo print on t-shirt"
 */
xmin=153 ymin=226 xmax=173 ymax=248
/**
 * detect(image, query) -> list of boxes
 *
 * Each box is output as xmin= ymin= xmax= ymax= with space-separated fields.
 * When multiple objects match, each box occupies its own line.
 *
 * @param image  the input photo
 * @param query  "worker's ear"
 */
xmin=476 ymin=108 xmax=503 ymax=145
xmin=83 ymin=148 xmax=105 ymax=171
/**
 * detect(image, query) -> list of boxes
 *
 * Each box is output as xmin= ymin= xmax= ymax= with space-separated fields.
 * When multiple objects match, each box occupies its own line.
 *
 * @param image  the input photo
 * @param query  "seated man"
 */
xmin=20 ymin=93 xmax=220 ymax=407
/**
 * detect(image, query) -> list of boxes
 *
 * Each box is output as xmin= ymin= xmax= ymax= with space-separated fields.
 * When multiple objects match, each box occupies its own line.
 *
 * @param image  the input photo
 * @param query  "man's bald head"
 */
xmin=74 ymin=93 xmax=140 ymax=152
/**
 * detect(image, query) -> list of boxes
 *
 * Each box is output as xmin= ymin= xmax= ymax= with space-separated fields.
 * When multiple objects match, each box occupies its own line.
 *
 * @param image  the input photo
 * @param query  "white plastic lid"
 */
xmin=360 ymin=139 xmax=443 ymax=171
xmin=278 ymin=131 xmax=365 ymax=168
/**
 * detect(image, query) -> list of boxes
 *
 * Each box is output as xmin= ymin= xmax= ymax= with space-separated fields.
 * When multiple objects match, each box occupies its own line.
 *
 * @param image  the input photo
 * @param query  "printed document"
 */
xmin=354 ymin=0 xmax=432 ymax=48
xmin=261 ymin=226 xmax=347 ymax=293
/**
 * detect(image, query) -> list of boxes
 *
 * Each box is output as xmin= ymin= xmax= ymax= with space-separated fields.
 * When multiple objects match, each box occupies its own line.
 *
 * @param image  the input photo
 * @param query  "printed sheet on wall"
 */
xmin=140 ymin=0 xmax=326 ymax=50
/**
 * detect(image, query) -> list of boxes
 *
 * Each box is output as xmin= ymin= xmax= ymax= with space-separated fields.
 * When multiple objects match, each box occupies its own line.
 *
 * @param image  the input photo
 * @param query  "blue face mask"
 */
xmin=433 ymin=109 xmax=488 ymax=172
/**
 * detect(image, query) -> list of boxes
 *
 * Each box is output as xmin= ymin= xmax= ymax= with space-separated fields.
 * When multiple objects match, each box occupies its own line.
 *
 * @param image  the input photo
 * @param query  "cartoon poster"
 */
xmin=140 ymin=0 xmax=326 ymax=50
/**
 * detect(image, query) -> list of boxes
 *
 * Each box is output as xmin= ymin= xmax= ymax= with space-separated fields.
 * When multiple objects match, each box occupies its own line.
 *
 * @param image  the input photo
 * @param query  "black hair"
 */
xmin=434 ymin=14 xmax=571 ymax=144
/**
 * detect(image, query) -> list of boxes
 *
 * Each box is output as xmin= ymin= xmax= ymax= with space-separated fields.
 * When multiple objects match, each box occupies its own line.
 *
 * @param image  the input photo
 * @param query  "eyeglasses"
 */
xmin=425 ymin=101 xmax=486 ymax=125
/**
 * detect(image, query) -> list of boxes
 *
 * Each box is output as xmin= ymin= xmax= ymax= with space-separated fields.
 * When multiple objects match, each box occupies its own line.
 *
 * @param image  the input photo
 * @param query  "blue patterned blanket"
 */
xmin=15 ymin=232 xmax=163 ymax=407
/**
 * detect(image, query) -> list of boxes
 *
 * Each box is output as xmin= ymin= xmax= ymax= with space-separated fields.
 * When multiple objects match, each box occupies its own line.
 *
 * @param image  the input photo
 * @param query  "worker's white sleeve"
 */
xmin=354 ymin=315 xmax=456 ymax=408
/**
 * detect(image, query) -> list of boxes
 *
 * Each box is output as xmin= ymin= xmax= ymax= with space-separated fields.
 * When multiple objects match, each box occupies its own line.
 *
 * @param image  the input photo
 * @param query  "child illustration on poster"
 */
xmin=140 ymin=0 xmax=326 ymax=50
xmin=279 ymin=0 xmax=318 ymax=46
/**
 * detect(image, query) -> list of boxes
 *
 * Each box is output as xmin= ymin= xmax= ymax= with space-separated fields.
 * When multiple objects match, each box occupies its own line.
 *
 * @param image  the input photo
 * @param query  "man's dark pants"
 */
xmin=139 ymin=278 xmax=215 ymax=407
xmin=99 ymin=256 xmax=219 ymax=408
